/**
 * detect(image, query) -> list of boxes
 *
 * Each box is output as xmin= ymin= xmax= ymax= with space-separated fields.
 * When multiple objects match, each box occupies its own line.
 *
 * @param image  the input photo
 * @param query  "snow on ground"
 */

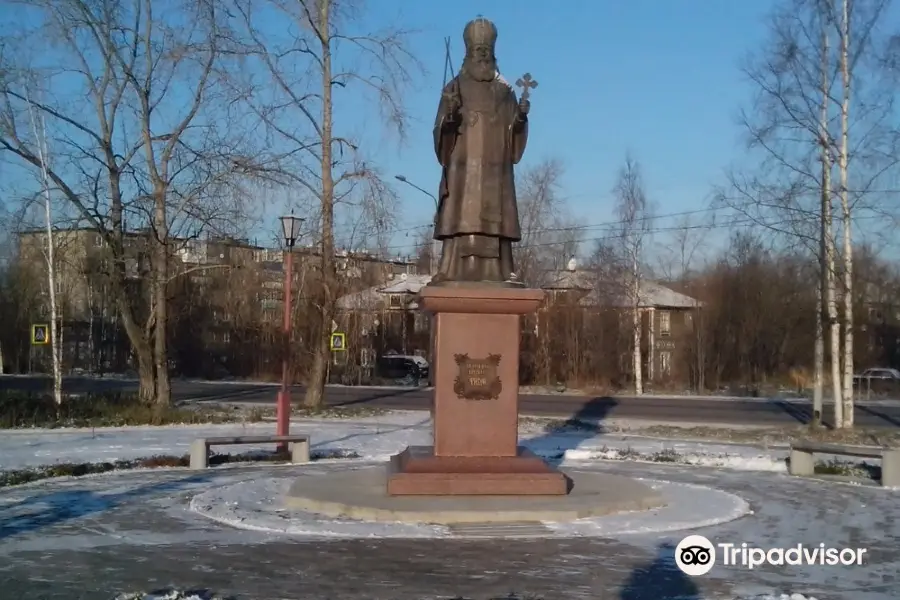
xmin=114 ymin=591 xmax=819 ymax=600
xmin=188 ymin=469 xmax=450 ymax=539
xmin=0 ymin=410 xmax=795 ymax=473
xmin=1 ymin=457 xmax=889 ymax=599
xmin=187 ymin=465 xmax=752 ymax=539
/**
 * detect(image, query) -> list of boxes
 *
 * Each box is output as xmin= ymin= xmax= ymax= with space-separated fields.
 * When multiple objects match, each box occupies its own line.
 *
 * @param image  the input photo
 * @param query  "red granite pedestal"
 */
xmin=386 ymin=285 xmax=569 ymax=496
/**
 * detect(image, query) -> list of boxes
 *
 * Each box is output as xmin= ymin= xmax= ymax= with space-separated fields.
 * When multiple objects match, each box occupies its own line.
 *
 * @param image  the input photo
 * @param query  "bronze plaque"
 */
xmin=453 ymin=353 xmax=502 ymax=400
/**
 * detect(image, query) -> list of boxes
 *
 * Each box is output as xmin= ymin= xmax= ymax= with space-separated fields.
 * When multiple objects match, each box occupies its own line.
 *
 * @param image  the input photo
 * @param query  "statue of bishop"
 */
xmin=430 ymin=17 xmax=532 ymax=285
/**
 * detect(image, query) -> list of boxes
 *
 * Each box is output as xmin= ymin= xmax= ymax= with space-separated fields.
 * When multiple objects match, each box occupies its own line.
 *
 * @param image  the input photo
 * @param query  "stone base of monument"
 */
xmin=386 ymin=285 xmax=571 ymax=496
xmin=386 ymin=445 xmax=568 ymax=496
xmin=286 ymin=466 xmax=664 ymax=525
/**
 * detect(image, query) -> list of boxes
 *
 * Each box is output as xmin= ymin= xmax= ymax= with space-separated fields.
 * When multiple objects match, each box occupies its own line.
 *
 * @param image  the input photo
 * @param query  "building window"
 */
xmin=389 ymin=294 xmax=402 ymax=308
xmin=659 ymin=311 xmax=671 ymax=336
xmin=660 ymin=351 xmax=671 ymax=375
xmin=360 ymin=347 xmax=374 ymax=367
xmin=413 ymin=311 xmax=427 ymax=333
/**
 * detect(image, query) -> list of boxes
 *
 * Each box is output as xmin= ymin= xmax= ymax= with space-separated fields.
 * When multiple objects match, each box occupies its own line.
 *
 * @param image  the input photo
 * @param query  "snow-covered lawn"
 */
xmin=114 ymin=590 xmax=819 ymax=600
xmin=0 ymin=410 xmax=793 ymax=474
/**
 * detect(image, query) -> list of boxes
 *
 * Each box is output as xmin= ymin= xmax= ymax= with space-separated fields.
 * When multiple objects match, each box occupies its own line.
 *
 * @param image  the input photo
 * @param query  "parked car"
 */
xmin=853 ymin=367 xmax=900 ymax=397
xmin=853 ymin=368 xmax=900 ymax=381
xmin=375 ymin=354 xmax=430 ymax=386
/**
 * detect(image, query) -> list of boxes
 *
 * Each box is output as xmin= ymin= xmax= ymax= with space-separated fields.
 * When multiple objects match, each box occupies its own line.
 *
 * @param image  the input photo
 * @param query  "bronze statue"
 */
xmin=430 ymin=17 xmax=536 ymax=286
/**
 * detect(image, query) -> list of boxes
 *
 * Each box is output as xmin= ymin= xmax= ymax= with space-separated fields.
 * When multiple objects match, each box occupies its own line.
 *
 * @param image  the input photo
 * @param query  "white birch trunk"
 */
xmin=813 ymin=275 xmax=825 ymax=427
xmin=838 ymin=0 xmax=854 ymax=428
xmin=814 ymin=14 xmax=843 ymax=428
xmin=647 ymin=307 xmax=655 ymax=383
xmin=631 ymin=257 xmax=643 ymax=395
xmin=813 ymin=11 xmax=828 ymax=429
xmin=825 ymin=171 xmax=843 ymax=427
xmin=87 ymin=279 xmax=95 ymax=373
xmin=27 ymin=91 xmax=64 ymax=407
xmin=632 ymin=305 xmax=642 ymax=395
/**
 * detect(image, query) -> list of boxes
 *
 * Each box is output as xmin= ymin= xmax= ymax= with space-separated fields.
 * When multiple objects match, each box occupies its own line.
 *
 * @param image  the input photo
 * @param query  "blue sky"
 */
xmin=2 ymin=0 xmax=784 ymax=257
xmin=352 ymin=0 xmax=778 ymax=254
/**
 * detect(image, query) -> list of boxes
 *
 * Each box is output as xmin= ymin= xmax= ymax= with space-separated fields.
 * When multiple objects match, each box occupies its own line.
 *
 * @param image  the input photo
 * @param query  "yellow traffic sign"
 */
xmin=31 ymin=324 xmax=50 ymax=345
xmin=330 ymin=332 xmax=346 ymax=351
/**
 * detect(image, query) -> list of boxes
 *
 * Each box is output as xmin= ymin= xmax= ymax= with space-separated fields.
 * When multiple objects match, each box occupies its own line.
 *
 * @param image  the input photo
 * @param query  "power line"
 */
xmin=383 ymin=212 xmax=891 ymax=256
xmin=294 ymin=206 xmax=722 ymax=253
xmin=294 ymin=199 xmax=897 ymax=258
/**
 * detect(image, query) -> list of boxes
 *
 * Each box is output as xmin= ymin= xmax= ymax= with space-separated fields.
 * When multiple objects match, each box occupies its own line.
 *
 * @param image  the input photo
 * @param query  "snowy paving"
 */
xmin=1 ymin=412 xmax=898 ymax=599
xmin=187 ymin=465 xmax=752 ymax=538
xmin=1 ymin=460 xmax=896 ymax=599
xmin=0 ymin=410 xmax=794 ymax=474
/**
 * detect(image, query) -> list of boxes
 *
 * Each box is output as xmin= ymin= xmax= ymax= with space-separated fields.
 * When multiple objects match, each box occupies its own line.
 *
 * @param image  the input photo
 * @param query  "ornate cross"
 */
xmin=516 ymin=72 xmax=538 ymax=101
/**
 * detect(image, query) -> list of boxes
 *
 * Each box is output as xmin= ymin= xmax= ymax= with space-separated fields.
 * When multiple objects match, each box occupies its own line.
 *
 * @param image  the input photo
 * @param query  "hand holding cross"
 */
xmin=515 ymin=72 xmax=537 ymax=117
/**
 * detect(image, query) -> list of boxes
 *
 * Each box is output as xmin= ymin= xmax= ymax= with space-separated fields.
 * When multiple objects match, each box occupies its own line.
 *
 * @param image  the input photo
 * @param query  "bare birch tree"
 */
xmin=514 ymin=158 xmax=578 ymax=286
xmin=25 ymin=91 xmax=63 ymax=406
xmin=837 ymin=0 xmax=854 ymax=426
xmin=226 ymin=0 xmax=421 ymax=408
xmin=818 ymin=10 xmax=841 ymax=427
xmin=612 ymin=154 xmax=653 ymax=395
xmin=721 ymin=0 xmax=895 ymax=427
xmin=0 ymin=0 xmax=247 ymax=405
xmin=830 ymin=0 xmax=894 ymax=426
xmin=720 ymin=0 xmax=842 ymax=424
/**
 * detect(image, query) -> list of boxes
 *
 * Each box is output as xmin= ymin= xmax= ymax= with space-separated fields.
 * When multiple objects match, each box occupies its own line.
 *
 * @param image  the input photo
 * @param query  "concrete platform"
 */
xmin=387 ymin=445 xmax=569 ymax=496
xmin=285 ymin=466 xmax=665 ymax=524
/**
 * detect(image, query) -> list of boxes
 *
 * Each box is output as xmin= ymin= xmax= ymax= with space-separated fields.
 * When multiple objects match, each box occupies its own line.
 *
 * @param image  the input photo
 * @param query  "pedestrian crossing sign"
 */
xmin=330 ymin=332 xmax=346 ymax=351
xmin=31 ymin=324 xmax=50 ymax=345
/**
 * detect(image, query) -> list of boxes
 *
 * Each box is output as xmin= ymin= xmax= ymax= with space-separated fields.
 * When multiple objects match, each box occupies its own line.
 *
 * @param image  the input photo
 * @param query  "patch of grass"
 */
xmin=812 ymin=458 xmax=880 ymax=480
xmin=0 ymin=390 xmax=268 ymax=429
xmin=632 ymin=423 xmax=900 ymax=448
xmin=565 ymin=444 xmax=697 ymax=465
xmin=615 ymin=447 xmax=644 ymax=460
xmin=649 ymin=449 xmax=680 ymax=462
xmin=244 ymin=406 xmax=270 ymax=422
xmin=606 ymin=446 xmax=685 ymax=463
xmin=450 ymin=596 xmax=544 ymax=600
xmin=0 ymin=447 xmax=362 ymax=488
xmin=115 ymin=589 xmax=237 ymax=600
xmin=114 ymin=593 xmax=542 ymax=600
xmin=519 ymin=416 xmax=611 ymax=435
xmin=291 ymin=403 xmax=388 ymax=419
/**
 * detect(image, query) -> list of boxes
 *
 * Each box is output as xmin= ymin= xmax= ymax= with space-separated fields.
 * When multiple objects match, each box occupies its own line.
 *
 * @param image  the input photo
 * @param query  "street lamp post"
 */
xmin=277 ymin=214 xmax=304 ymax=451
xmin=394 ymin=175 xmax=440 ymax=373
xmin=395 ymin=175 xmax=440 ymax=275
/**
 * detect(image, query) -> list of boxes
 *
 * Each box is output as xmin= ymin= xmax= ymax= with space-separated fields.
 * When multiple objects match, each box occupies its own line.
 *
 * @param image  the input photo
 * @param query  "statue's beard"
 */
xmin=464 ymin=58 xmax=496 ymax=82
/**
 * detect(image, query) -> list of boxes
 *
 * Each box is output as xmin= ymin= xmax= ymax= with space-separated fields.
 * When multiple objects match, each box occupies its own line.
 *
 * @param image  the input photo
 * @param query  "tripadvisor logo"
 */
xmin=674 ymin=534 xmax=868 ymax=576
xmin=675 ymin=535 xmax=716 ymax=576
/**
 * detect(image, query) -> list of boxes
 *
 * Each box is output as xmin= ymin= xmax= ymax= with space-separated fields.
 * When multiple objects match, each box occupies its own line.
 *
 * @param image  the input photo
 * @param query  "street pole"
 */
xmin=276 ymin=214 xmax=303 ymax=453
xmin=394 ymin=175 xmax=439 ymax=375
xmin=394 ymin=174 xmax=439 ymax=276
xmin=276 ymin=247 xmax=293 ymax=451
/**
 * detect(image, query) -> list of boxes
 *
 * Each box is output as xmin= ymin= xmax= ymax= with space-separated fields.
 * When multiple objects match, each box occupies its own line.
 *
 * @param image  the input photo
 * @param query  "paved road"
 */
xmin=3 ymin=374 xmax=900 ymax=428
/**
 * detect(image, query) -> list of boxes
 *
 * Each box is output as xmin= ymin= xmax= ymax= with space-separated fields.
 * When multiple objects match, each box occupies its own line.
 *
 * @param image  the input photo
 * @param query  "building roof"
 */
xmin=543 ymin=268 xmax=701 ymax=308
xmin=335 ymin=286 xmax=384 ymax=310
xmin=379 ymin=273 xmax=432 ymax=294
xmin=336 ymin=269 xmax=700 ymax=311
xmin=335 ymin=273 xmax=431 ymax=310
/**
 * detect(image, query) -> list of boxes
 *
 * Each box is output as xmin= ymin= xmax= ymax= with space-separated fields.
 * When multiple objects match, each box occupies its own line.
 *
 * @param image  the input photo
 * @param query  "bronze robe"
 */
xmin=433 ymin=74 xmax=527 ymax=243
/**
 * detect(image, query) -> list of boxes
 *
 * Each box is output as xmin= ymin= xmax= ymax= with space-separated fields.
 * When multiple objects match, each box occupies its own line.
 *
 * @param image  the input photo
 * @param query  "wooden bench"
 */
xmin=789 ymin=441 xmax=900 ymax=487
xmin=190 ymin=435 xmax=311 ymax=470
